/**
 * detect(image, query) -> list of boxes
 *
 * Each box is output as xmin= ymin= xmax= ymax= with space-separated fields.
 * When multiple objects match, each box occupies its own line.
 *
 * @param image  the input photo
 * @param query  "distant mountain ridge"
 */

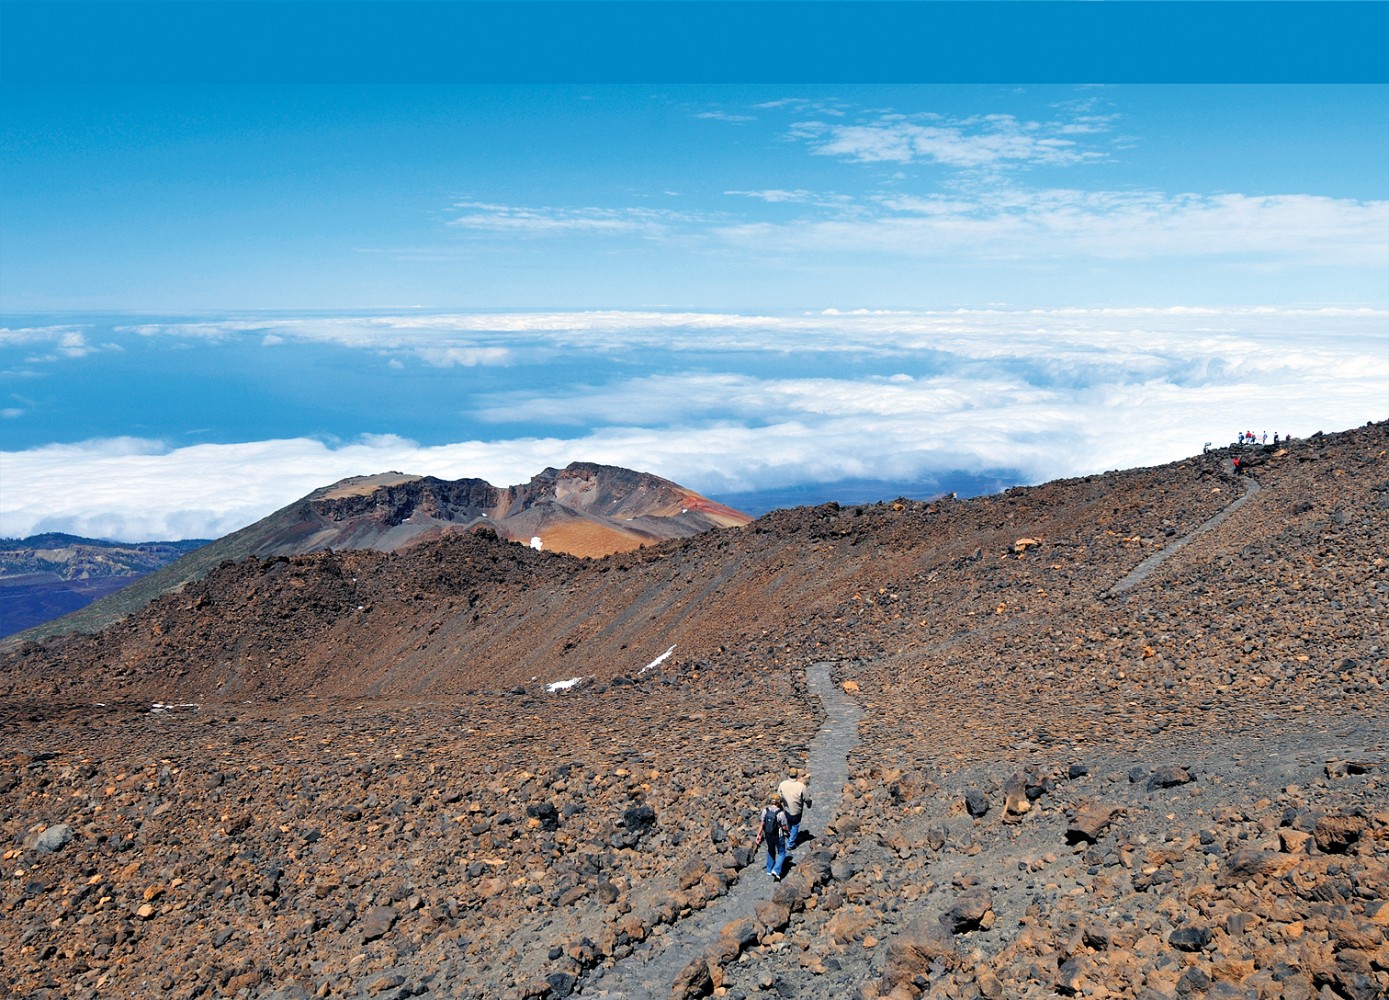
xmin=278 ymin=462 xmax=750 ymax=557
xmin=0 ymin=534 xmax=209 ymax=639
xmin=0 ymin=532 xmax=210 ymax=579
xmin=6 ymin=462 xmax=751 ymax=642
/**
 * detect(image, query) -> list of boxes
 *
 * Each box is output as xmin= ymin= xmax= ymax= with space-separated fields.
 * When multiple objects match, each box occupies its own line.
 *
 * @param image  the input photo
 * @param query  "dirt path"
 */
xmin=1106 ymin=473 xmax=1262 ymax=597
xmin=585 ymin=660 xmax=861 ymax=996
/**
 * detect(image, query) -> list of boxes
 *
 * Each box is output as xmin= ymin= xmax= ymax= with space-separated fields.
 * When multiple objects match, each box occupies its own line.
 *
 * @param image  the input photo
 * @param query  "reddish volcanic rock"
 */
xmin=1 ymin=420 xmax=1386 ymax=1000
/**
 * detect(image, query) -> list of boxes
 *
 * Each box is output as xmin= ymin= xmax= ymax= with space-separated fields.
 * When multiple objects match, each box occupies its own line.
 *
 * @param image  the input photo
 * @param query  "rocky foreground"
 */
xmin=2 ymin=421 xmax=1386 ymax=999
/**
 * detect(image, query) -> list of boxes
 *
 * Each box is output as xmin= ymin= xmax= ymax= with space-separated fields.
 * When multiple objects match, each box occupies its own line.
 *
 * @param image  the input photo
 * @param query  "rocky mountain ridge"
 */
xmin=7 ymin=462 xmax=751 ymax=644
xmin=1 ymin=420 xmax=1384 ymax=1000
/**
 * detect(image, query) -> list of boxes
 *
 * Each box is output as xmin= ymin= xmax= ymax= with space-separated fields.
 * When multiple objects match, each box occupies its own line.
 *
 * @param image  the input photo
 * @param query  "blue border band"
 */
xmin=3 ymin=2 xmax=1387 ymax=84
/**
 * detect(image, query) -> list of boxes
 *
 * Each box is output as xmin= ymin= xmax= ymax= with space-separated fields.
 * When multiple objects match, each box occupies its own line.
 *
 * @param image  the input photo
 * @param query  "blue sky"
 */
xmin=2 ymin=4 xmax=1387 ymax=541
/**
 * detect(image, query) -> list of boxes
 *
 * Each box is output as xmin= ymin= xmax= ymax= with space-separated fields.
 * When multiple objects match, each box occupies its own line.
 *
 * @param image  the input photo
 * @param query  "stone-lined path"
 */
xmin=585 ymin=661 xmax=861 ymax=996
xmin=1106 ymin=472 xmax=1261 ymax=597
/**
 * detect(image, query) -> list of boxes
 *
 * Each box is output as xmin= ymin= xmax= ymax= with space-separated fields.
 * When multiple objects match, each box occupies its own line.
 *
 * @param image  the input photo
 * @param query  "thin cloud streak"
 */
xmin=715 ymin=190 xmax=1389 ymax=266
xmin=106 ymin=306 xmax=1389 ymax=361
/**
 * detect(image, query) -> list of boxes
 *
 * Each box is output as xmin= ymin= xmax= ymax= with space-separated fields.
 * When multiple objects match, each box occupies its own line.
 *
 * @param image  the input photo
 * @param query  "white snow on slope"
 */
xmin=640 ymin=645 xmax=676 ymax=674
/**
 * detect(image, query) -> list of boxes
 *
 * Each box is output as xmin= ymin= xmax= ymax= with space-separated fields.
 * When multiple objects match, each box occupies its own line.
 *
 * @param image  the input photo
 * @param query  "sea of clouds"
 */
xmin=2 ymin=306 xmax=1386 ymax=541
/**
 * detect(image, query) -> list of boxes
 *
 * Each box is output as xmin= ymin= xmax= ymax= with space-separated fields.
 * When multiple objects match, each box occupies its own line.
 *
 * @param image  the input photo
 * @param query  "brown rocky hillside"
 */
xmin=1 ymin=421 xmax=1385 ymax=1000
xmin=9 ymin=462 xmax=751 ymax=644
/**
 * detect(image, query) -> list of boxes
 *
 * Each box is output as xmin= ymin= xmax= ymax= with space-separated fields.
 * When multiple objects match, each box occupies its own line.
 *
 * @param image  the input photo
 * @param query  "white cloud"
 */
xmin=411 ymin=346 xmax=513 ymax=368
xmin=432 ymin=185 xmax=1387 ymax=275
xmin=695 ymin=111 xmax=755 ymax=124
xmin=3 ymin=307 xmax=1383 ymax=541
xmin=446 ymin=201 xmax=704 ymax=238
xmin=1 ymin=325 xmax=120 ymax=363
xmin=724 ymin=189 xmax=856 ymax=208
xmin=794 ymin=112 xmax=1111 ymax=169
xmin=714 ymin=189 xmax=1389 ymax=267
xmin=117 ymin=305 xmax=1389 ymax=363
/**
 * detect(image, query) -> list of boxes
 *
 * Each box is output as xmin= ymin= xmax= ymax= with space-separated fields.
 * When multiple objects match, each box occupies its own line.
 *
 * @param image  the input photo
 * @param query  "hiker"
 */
xmin=1273 ymin=432 xmax=1280 ymax=446
xmin=1232 ymin=456 xmax=1241 ymax=476
xmin=753 ymin=793 xmax=790 ymax=880
xmin=777 ymin=767 xmax=812 ymax=848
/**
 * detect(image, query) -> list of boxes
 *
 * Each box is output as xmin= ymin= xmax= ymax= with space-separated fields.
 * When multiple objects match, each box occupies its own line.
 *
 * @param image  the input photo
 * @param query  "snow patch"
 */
xmin=530 ymin=536 xmax=543 ymax=550
xmin=545 ymin=676 xmax=584 ymax=693
xmin=151 ymin=702 xmax=199 ymax=714
xmin=640 ymin=644 xmax=677 ymax=674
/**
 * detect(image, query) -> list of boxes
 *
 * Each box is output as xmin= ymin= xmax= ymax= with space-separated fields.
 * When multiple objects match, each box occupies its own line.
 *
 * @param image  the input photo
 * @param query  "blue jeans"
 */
xmin=764 ymin=837 xmax=786 ymax=877
xmin=785 ymin=812 xmax=802 ymax=848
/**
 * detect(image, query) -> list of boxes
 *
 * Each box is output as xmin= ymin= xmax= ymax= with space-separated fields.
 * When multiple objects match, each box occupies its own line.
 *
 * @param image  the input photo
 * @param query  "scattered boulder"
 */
xmin=1147 ymin=765 xmax=1194 ymax=790
xmin=31 ymin=823 xmax=74 ymax=854
xmin=1169 ymin=925 xmax=1212 ymax=952
xmin=1313 ymin=814 xmax=1367 ymax=854
xmin=1003 ymin=772 xmax=1032 ymax=816
xmin=965 ymin=789 xmax=989 ymax=818
xmin=1066 ymin=802 xmax=1123 ymax=844
xmin=526 ymin=801 xmax=560 ymax=831
xmin=939 ymin=889 xmax=992 ymax=934
xmin=670 ymin=956 xmax=714 ymax=998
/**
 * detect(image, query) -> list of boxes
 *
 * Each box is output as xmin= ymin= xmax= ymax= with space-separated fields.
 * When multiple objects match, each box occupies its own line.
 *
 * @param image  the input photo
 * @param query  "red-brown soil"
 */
xmin=2 ymin=421 xmax=1385 ymax=1000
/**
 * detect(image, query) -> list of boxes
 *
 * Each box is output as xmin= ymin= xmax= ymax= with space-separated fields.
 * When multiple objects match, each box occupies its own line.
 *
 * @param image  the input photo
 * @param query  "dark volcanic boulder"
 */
xmin=1147 ymin=765 xmax=1194 ymax=790
xmin=527 ymin=801 xmax=560 ymax=831
xmin=614 ymin=803 xmax=657 ymax=847
xmin=939 ymin=889 xmax=992 ymax=934
xmin=1169 ymin=925 xmax=1211 ymax=952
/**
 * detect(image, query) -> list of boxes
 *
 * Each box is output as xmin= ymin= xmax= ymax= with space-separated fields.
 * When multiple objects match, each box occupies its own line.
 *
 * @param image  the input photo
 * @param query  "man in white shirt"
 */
xmin=777 ymin=768 xmax=811 ymax=848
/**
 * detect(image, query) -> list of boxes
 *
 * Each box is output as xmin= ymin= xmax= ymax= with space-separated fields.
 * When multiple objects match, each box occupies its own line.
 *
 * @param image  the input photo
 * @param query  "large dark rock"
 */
xmin=965 ymin=789 xmax=989 ymax=818
xmin=939 ymin=889 xmax=992 ymax=934
xmin=1168 ymin=926 xmax=1211 ymax=952
xmin=1066 ymin=802 xmax=1122 ymax=844
xmin=670 ymin=957 xmax=714 ymax=999
xmin=1147 ymin=765 xmax=1193 ymax=790
xmin=527 ymin=801 xmax=560 ymax=831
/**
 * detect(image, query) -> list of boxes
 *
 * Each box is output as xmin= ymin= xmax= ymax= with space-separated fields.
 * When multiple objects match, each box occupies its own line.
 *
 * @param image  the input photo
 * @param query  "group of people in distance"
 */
xmin=752 ymin=767 xmax=812 ymax=881
xmin=1239 ymin=430 xmax=1287 ymax=446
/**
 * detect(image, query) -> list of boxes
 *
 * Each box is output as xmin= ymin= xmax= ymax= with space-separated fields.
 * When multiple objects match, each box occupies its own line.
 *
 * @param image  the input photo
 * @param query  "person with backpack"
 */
xmin=753 ymin=792 xmax=790 ymax=880
xmin=777 ymin=768 xmax=811 ymax=849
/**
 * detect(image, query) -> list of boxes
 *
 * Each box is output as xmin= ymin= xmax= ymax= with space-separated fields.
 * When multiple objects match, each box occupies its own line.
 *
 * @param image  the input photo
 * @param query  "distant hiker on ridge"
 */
xmin=754 ymin=792 xmax=790 ymax=880
xmin=777 ymin=767 xmax=812 ymax=848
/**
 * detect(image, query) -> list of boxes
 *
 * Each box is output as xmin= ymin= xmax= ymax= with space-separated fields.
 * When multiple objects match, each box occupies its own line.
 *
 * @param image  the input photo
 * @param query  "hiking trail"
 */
xmin=585 ymin=471 xmax=1259 ymax=994
xmin=1106 ymin=473 xmax=1261 ymax=597
xmin=585 ymin=660 xmax=861 ymax=996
